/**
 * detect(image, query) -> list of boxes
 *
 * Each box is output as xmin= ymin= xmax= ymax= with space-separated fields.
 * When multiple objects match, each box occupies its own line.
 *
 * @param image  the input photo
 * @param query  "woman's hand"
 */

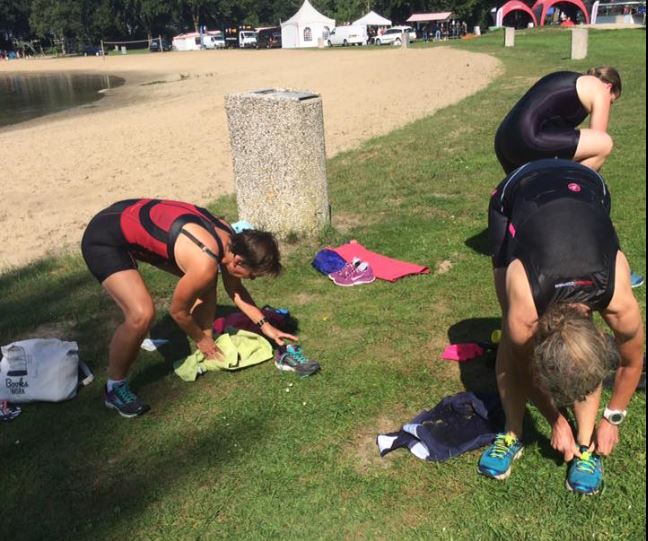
xmin=595 ymin=419 xmax=620 ymax=456
xmin=261 ymin=324 xmax=298 ymax=346
xmin=551 ymin=415 xmax=578 ymax=462
xmin=196 ymin=336 xmax=223 ymax=360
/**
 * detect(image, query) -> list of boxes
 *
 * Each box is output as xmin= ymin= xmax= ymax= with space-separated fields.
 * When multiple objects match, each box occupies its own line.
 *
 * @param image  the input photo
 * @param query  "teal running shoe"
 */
xmin=478 ymin=433 xmax=524 ymax=480
xmin=566 ymin=446 xmax=603 ymax=495
xmin=630 ymin=271 xmax=644 ymax=288
xmin=275 ymin=345 xmax=321 ymax=377
xmin=104 ymin=382 xmax=150 ymax=418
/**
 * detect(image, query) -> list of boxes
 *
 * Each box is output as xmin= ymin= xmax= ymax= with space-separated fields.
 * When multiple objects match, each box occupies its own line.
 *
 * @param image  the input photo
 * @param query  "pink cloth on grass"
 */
xmin=331 ymin=240 xmax=429 ymax=283
xmin=213 ymin=309 xmax=286 ymax=336
xmin=441 ymin=343 xmax=485 ymax=362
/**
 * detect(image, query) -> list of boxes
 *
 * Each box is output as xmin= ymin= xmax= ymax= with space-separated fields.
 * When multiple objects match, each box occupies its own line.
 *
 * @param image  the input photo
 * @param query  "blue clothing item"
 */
xmin=231 ymin=220 xmax=254 ymax=233
xmin=376 ymin=392 xmax=505 ymax=462
xmin=566 ymin=446 xmax=604 ymax=495
xmin=312 ymin=248 xmax=347 ymax=275
xmin=478 ymin=433 xmax=524 ymax=480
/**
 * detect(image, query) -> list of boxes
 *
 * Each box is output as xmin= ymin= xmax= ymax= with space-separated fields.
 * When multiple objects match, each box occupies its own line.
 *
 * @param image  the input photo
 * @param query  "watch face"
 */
xmin=609 ymin=412 xmax=624 ymax=424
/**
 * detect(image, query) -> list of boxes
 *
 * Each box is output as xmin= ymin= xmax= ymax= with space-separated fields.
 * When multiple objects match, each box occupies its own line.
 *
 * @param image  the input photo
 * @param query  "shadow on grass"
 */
xmin=464 ymin=228 xmax=491 ymax=257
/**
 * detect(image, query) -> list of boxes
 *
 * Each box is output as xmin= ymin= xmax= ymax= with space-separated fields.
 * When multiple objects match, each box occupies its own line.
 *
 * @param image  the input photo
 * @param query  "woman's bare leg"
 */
xmin=573 ymin=129 xmax=613 ymax=171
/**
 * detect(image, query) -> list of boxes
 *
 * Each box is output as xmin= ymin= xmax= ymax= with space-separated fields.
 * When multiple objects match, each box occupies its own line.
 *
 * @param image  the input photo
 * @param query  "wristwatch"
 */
xmin=603 ymin=407 xmax=627 ymax=425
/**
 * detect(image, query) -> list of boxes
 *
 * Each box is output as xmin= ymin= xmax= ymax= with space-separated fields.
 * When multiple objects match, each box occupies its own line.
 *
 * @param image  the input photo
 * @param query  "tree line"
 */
xmin=0 ymin=0 xmax=493 ymax=50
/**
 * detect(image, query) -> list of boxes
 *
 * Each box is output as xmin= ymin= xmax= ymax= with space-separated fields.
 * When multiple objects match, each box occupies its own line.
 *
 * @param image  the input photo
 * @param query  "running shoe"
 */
xmin=566 ymin=445 xmax=603 ymax=495
xmin=630 ymin=271 xmax=644 ymax=288
xmin=330 ymin=259 xmax=375 ymax=287
xmin=104 ymin=382 xmax=150 ymax=418
xmin=275 ymin=345 xmax=321 ymax=377
xmin=478 ymin=433 xmax=524 ymax=480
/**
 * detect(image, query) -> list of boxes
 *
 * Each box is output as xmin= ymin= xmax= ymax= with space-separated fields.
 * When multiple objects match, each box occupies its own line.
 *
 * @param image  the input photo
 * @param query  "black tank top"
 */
xmin=507 ymin=71 xmax=589 ymax=135
xmin=499 ymin=160 xmax=618 ymax=315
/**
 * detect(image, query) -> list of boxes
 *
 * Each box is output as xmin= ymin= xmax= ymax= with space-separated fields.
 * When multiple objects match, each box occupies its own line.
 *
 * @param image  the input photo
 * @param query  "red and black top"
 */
xmin=120 ymin=199 xmax=233 ymax=269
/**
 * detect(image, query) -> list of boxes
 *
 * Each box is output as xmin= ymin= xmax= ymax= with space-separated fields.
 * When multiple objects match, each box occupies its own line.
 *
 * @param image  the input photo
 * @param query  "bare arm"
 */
xmin=169 ymin=262 xmax=221 ymax=357
xmin=221 ymin=268 xmax=297 ymax=345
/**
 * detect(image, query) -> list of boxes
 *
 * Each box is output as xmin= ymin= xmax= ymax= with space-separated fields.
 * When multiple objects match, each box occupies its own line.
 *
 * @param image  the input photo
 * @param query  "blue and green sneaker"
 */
xmin=566 ymin=445 xmax=603 ymax=495
xmin=478 ymin=433 xmax=524 ymax=480
xmin=275 ymin=345 xmax=320 ymax=377
xmin=104 ymin=382 xmax=150 ymax=418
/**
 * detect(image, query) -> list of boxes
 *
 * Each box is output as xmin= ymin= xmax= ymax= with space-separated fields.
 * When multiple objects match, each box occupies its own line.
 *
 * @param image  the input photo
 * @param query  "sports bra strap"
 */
xmin=180 ymin=229 xmax=223 ymax=263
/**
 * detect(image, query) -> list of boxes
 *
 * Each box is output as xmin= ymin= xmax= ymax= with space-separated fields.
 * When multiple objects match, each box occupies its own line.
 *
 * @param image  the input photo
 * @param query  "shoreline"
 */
xmin=0 ymin=48 xmax=502 ymax=272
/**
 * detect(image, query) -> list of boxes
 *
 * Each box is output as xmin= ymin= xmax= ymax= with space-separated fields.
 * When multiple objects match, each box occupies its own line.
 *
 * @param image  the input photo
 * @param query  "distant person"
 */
xmin=82 ymin=199 xmax=297 ymax=418
xmin=494 ymin=67 xmax=622 ymax=174
xmin=480 ymin=159 xmax=644 ymax=495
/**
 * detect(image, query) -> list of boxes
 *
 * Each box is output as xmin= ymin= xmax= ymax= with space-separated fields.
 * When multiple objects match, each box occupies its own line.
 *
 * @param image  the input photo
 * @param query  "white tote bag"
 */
xmin=0 ymin=339 xmax=94 ymax=403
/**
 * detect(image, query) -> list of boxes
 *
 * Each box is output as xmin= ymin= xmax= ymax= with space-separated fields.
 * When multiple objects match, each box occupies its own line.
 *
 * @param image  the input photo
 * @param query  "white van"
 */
xmin=328 ymin=25 xmax=367 ymax=46
xmin=239 ymin=31 xmax=257 ymax=48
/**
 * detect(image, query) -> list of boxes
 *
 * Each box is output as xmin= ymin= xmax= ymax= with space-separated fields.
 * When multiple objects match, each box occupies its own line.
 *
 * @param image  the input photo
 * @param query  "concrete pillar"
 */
xmin=504 ymin=26 xmax=515 ymax=47
xmin=401 ymin=31 xmax=410 ymax=48
xmin=225 ymin=89 xmax=330 ymax=239
xmin=571 ymin=28 xmax=588 ymax=60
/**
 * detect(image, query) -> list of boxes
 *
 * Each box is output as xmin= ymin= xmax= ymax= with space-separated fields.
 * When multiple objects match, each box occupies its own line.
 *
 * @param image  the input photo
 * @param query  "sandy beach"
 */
xmin=0 ymin=47 xmax=501 ymax=271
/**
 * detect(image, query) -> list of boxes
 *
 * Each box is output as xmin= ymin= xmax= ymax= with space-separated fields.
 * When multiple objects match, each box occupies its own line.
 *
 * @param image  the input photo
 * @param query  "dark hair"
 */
xmin=229 ymin=230 xmax=282 ymax=277
xmin=587 ymin=66 xmax=622 ymax=98
xmin=533 ymin=304 xmax=617 ymax=407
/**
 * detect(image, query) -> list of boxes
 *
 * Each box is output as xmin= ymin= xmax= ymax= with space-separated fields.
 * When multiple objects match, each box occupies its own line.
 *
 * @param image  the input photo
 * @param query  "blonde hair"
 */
xmin=533 ymin=304 xmax=617 ymax=406
xmin=587 ymin=66 xmax=622 ymax=98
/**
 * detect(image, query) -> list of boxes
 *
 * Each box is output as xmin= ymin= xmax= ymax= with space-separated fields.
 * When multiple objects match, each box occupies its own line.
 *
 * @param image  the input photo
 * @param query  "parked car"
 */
xmin=374 ymin=26 xmax=417 ymax=46
xmin=256 ymin=27 xmax=282 ymax=48
xmin=149 ymin=38 xmax=172 ymax=52
xmin=203 ymin=33 xmax=225 ymax=49
xmin=80 ymin=44 xmax=102 ymax=56
xmin=327 ymin=25 xmax=367 ymax=46
xmin=390 ymin=25 xmax=417 ymax=41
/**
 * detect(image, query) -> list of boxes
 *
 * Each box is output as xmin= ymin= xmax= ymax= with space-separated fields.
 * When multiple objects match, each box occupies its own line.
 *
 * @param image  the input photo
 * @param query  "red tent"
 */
xmin=499 ymin=0 xmax=539 ymax=26
xmin=531 ymin=0 xmax=590 ymax=25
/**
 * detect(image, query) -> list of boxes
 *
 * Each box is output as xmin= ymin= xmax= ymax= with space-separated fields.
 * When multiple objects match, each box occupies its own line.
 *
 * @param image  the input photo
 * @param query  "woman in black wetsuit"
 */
xmin=478 ymin=159 xmax=644 ymax=495
xmin=494 ymin=67 xmax=621 ymax=174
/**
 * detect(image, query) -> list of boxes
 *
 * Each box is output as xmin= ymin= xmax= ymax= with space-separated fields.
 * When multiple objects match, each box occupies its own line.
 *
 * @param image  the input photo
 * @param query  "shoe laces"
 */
xmin=488 ymin=433 xmax=518 ymax=458
xmin=287 ymin=345 xmax=309 ymax=365
xmin=574 ymin=451 xmax=598 ymax=474
xmin=113 ymin=383 xmax=137 ymax=404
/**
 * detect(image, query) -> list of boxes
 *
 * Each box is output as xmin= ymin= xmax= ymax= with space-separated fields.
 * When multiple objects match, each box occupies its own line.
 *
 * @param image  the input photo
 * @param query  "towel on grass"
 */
xmin=332 ymin=240 xmax=429 ymax=282
xmin=174 ymin=329 xmax=273 ymax=382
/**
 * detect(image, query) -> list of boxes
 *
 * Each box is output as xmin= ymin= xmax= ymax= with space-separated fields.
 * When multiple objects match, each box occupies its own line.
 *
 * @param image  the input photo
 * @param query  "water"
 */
xmin=0 ymin=72 xmax=125 ymax=128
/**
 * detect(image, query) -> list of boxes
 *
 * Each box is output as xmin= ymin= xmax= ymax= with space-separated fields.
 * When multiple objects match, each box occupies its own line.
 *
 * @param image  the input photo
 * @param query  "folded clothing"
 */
xmin=376 ymin=392 xmax=504 ymax=462
xmin=332 ymin=240 xmax=429 ymax=282
xmin=174 ymin=329 xmax=273 ymax=382
xmin=213 ymin=307 xmax=288 ymax=336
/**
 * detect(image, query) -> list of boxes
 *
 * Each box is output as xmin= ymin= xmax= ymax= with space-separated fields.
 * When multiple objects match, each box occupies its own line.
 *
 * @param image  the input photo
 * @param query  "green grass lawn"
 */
xmin=0 ymin=28 xmax=645 ymax=541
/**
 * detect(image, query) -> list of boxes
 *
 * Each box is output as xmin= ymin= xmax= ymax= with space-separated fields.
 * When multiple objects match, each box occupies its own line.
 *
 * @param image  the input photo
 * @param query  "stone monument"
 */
xmin=225 ymin=89 xmax=330 ymax=239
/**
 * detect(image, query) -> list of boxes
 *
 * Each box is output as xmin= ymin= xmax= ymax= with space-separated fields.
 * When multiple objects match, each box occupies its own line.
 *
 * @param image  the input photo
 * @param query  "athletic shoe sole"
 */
xmin=104 ymin=400 xmax=149 ymax=418
xmin=478 ymin=447 xmax=524 ymax=480
xmin=565 ymin=478 xmax=601 ymax=496
xmin=331 ymin=276 xmax=376 ymax=287
xmin=274 ymin=360 xmax=320 ymax=376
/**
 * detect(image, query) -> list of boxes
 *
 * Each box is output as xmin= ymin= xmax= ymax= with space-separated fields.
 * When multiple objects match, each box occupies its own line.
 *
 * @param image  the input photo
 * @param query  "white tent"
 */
xmin=352 ymin=10 xmax=392 ymax=27
xmin=281 ymin=0 xmax=335 ymax=48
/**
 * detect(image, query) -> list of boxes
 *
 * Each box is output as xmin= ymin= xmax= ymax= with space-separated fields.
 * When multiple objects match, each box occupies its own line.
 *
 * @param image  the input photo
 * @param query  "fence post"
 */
xmin=504 ymin=27 xmax=515 ymax=47
xmin=571 ymin=28 xmax=588 ymax=60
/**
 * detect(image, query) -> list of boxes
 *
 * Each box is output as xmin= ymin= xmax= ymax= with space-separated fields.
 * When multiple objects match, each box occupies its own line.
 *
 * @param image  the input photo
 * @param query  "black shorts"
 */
xmin=494 ymin=121 xmax=581 ymax=174
xmin=81 ymin=200 xmax=139 ymax=283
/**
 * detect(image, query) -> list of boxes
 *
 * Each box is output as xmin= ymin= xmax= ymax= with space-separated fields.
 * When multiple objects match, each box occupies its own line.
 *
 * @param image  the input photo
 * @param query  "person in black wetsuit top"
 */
xmin=81 ymin=199 xmax=297 ymax=418
xmin=494 ymin=67 xmax=621 ymax=174
xmin=477 ymin=159 xmax=644 ymax=495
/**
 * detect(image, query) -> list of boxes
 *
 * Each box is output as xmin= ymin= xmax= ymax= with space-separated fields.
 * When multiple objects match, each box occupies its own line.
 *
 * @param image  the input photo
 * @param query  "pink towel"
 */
xmin=441 ymin=343 xmax=485 ymax=362
xmin=332 ymin=240 xmax=429 ymax=282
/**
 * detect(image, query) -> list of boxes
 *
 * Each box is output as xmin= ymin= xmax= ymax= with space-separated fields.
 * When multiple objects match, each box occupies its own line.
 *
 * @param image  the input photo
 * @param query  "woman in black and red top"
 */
xmin=82 ymin=198 xmax=297 ymax=417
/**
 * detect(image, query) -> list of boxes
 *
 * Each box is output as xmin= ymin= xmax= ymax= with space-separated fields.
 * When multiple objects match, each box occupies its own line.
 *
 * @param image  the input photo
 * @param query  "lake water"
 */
xmin=0 ymin=72 xmax=125 ymax=128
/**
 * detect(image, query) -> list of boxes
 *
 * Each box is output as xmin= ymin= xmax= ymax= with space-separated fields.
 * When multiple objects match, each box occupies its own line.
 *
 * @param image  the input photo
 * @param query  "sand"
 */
xmin=0 ymin=47 xmax=501 ymax=272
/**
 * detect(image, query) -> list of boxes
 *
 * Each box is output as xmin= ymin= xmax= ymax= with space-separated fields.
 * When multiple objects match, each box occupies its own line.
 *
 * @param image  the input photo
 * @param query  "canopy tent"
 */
xmin=281 ymin=0 xmax=335 ymax=48
xmin=531 ymin=0 xmax=590 ymax=24
xmin=406 ymin=12 xmax=455 ymax=23
xmin=353 ymin=10 xmax=392 ymax=26
xmin=496 ymin=0 xmax=539 ymax=26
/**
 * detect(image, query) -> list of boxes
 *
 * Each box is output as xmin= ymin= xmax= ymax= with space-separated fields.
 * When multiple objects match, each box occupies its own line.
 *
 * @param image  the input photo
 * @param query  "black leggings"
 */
xmin=81 ymin=200 xmax=139 ymax=283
